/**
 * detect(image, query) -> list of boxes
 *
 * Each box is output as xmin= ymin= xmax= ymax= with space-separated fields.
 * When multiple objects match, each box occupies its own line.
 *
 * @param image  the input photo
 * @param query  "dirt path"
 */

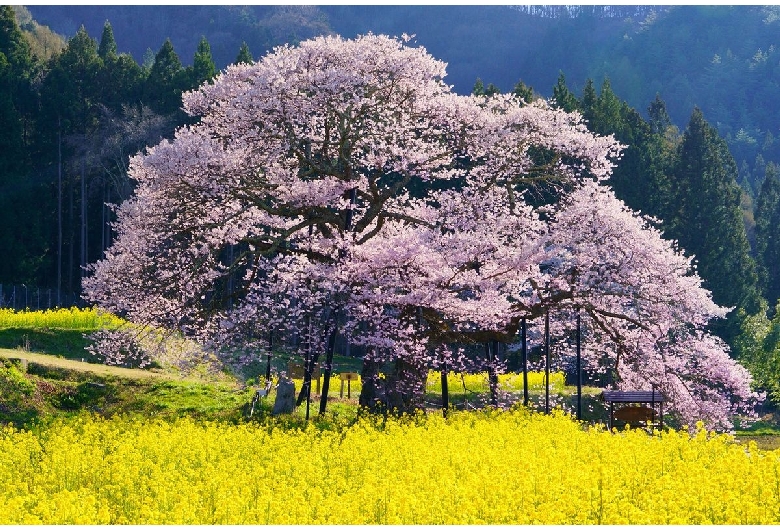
xmin=0 ymin=349 xmax=176 ymax=380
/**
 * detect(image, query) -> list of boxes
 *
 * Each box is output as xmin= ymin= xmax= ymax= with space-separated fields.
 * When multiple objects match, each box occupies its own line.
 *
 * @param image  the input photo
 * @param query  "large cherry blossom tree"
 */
xmin=83 ymin=33 xmax=759 ymax=429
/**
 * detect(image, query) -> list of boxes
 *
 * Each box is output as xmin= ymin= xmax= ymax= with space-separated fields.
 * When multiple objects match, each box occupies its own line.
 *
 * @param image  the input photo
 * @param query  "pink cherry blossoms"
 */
xmin=83 ymin=33 xmax=760 ymax=429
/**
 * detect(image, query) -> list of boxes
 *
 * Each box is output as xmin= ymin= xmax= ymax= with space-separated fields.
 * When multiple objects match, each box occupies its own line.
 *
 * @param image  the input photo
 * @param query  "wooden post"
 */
xmin=609 ymin=402 xmax=614 ymax=430
xmin=339 ymin=373 xmax=359 ymax=398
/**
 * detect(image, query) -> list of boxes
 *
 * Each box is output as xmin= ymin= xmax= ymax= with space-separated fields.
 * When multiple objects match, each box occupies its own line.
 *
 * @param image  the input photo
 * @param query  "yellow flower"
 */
xmin=0 ymin=411 xmax=779 ymax=524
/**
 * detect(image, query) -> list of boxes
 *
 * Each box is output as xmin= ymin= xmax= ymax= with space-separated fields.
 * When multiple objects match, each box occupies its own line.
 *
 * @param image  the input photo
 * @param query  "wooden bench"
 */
xmin=602 ymin=390 xmax=664 ymax=432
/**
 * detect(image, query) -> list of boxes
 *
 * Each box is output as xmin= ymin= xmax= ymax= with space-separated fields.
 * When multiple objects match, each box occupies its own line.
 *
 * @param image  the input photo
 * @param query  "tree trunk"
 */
xmin=265 ymin=330 xmax=273 ymax=381
xmin=486 ymin=341 xmax=499 ymax=407
xmin=67 ymin=163 xmax=74 ymax=294
xmin=387 ymin=357 xmax=427 ymax=413
xmin=359 ymin=353 xmax=383 ymax=411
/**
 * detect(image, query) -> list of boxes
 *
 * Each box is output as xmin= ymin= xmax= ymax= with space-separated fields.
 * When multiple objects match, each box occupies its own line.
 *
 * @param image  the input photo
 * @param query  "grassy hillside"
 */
xmin=0 ymin=307 xmax=777 ymax=449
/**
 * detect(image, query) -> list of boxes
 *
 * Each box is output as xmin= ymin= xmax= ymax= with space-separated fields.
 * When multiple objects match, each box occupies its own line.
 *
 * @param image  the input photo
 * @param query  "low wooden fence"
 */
xmin=0 ymin=284 xmax=83 ymax=310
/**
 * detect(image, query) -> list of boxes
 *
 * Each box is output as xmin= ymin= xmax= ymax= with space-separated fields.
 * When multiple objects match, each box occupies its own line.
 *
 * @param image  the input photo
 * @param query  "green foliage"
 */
xmin=666 ymin=109 xmax=762 ymax=344
xmin=591 ymin=87 xmax=675 ymax=222
xmin=0 ymin=5 xmax=32 ymax=74
xmin=42 ymin=25 xmax=102 ymax=128
xmin=0 ymin=355 xmax=254 ymax=427
xmin=99 ymin=52 xmax=144 ymax=110
xmin=580 ymin=78 xmax=597 ymax=123
xmin=556 ymin=75 xmax=763 ymax=351
xmin=551 ymin=72 xmax=578 ymax=112
xmin=234 ymin=41 xmax=253 ymax=65
xmin=96 ymin=21 xmax=145 ymax=110
xmin=754 ymin=163 xmax=780 ymax=307
xmin=512 ymin=79 xmax=535 ymax=103
xmin=0 ymin=172 xmax=52 ymax=283
xmin=0 ymin=358 xmax=35 ymax=395
xmin=190 ymin=35 xmax=216 ymax=86
xmin=97 ymin=20 xmax=117 ymax=60
xmin=647 ymin=93 xmax=672 ymax=136
xmin=0 ymin=358 xmax=38 ymax=426
xmin=471 ymin=77 xmax=499 ymax=96
xmin=0 ymin=6 xmax=34 ymax=178
xmin=671 ymin=109 xmax=760 ymax=311
xmin=144 ymin=38 xmax=188 ymax=115
xmin=0 ymin=88 xmax=26 ymax=177
xmin=11 ymin=6 xmax=65 ymax=63
xmin=734 ymin=301 xmax=780 ymax=405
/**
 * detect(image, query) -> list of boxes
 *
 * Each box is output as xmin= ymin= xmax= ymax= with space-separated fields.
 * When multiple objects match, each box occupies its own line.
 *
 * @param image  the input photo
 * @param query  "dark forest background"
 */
xmin=6 ymin=5 xmax=780 ymax=401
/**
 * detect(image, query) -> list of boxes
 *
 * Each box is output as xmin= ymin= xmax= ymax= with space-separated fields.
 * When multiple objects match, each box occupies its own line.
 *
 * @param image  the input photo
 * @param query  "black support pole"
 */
xmin=441 ymin=355 xmax=449 ymax=417
xmin=305 ymin=317 xmax=312 ymax=421
xmin=318 ymin=328 xmax=337 ymax=416
xmin=576 ymin=310 xmax=582 ymax=421
xmin=521 ymin=318 xmax=528 ymax=407
xmin=545 ymin=310 xmax=550 ymax=414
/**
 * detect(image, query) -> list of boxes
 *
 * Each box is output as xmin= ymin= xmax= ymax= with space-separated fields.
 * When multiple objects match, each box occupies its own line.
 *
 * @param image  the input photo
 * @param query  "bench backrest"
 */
xmin=612 ymin=405 xmax=655 ymax=423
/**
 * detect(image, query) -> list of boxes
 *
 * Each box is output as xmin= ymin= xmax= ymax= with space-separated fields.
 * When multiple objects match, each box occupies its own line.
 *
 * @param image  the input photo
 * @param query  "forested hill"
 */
xmin=24 ymin=5 xmax=780 ymax=197
xmin=23 ymin=5 xmax=649 ymax=96
xmin=24 ymin=5 xmax=330 ymax=73
xmin=326 ymin=4 xmax=780 ymax=199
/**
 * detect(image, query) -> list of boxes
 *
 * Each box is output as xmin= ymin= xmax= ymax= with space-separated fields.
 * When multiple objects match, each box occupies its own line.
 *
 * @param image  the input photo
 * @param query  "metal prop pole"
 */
xmin=545 ymin=311 xmax=550 ymax=414
xmin=521 ymin=318 xmax=528 ymax=407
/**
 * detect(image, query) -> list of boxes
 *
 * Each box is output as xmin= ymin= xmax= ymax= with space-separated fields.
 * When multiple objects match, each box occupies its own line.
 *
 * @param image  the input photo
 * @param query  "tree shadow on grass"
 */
xmin=0 ymin=328 xmax=99 ymax=362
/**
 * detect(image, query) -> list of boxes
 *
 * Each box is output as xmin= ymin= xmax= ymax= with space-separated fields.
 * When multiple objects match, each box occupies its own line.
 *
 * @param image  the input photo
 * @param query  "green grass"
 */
xmin=108 ymin=379 xmax=253 ymax=421
xmin=0 ymin=308 xmax=368 ymax=428
xmin=0 ymin=309 xmax=772 ymax=437
xmin=734 ymin=417 xmax=780 ymax=435
xmin=0 ymin=354 xmax=255 ymax=428
xmin=1 ymin=349 xmax=174 ymax=379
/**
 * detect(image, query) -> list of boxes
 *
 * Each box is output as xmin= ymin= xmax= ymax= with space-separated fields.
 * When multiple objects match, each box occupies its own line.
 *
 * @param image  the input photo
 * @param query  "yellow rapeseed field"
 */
xmin=292 ymin=370 xmax=567 ymax=398
xmin=0 ymin=307 xmax=123 ymax=331
xmin=426 ymin=370 xmax=566 ymax=394
xmin=1 ymin=409 xmax=779 ymax=524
